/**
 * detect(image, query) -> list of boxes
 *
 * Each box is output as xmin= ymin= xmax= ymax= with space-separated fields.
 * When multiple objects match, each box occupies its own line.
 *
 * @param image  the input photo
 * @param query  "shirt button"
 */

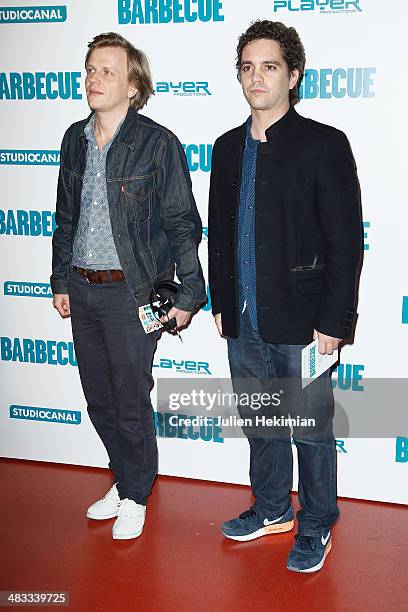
xmin=94 ymin=201 xmax=98 ymax=206
xmin=90 ymin=228 xmax=95 ymax=232
xmin=88 ymin=253 xmax=92 ymax=257
xmin=94 ymin=146 xmax=98 ymax=150
xmin=97 ymin=173 xmax=101 ymax=178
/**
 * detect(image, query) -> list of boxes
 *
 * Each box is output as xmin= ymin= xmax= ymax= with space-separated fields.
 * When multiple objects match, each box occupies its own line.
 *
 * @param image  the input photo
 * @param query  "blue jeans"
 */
xmin=69 ymin=270 xmax=161 ymax=505
xmin=227 ymin=309 xmax=340 ymax=536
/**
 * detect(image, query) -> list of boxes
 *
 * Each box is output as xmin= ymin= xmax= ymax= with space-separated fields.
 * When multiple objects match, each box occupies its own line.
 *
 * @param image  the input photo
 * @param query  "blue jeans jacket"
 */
xmin=51 ymin=106 xmax=206 ymax=310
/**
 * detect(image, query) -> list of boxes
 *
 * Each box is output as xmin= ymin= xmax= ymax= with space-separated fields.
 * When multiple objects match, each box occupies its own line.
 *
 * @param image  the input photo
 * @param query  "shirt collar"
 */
xmin=245 ymin=116 xmax=261 ymax=146
xmin=84 ymin=113 xmax=126 ymax=150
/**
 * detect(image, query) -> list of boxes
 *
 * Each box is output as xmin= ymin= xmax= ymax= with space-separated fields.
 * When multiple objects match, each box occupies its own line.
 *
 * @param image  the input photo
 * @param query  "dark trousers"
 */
xmin=68 ymin=270 xmax=160 ymax=505
xmin=227 ymin=309 xmax=340 ymax=536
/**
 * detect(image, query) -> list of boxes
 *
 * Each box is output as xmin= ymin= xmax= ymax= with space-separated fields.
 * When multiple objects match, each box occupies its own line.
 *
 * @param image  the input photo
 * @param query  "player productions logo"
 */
xmin=4 ymin=282 xmax=52 ymax=299
xmin=395 ymin=437 xmax=408 ymax=463
xmin=332 ymin=363 xmax=365 ymax=392
xmin=182 ymin=144 xmax=212 ymax=172
xmin=273 ymin=0 xmax=362 ymax=14
xmin=156 ymin=81 xmax=212 ymax=96
xmin=0 ymin=150 xmax=60 ymax=165
xmin=0 ymin=5 xmax=67 ymax=23
xmin=155 ymin=412 xmax=224 ymax=443
xmin=10 ymin=405 xmax=81 ymax=425
xmin=153 ymin=358 xmax=212 ymax=375
xmin=299 ymin=68 xmax=375 ymax=99
xmin=0 ymin=72 xmax=81 ymax=100
xmin=0 ymin=209 xmax=56 ymax=237
xmin=118 ymin=0 xmax=224 ymax=24
xmin=0 ymin=336 xmax=77 ymax=367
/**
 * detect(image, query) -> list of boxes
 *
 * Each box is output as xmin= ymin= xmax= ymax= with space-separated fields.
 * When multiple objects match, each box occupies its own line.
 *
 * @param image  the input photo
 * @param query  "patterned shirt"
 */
xmin=237 ymin=117 xmax=260 ymax=330
xmin=71 ymin=113 xmax=124 ymax=270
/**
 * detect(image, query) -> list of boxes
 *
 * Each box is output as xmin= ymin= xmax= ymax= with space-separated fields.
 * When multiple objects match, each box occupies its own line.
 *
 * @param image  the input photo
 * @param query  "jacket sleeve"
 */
xmin=50 ymin=129 xmax=72 ymax=294
xmin=315 ymin=130 xmax=363 ymax=339
xmin=157 ymin=133 xmax=206 ymax=311
xmin=208 ymin=138 xmax=223 ymax=316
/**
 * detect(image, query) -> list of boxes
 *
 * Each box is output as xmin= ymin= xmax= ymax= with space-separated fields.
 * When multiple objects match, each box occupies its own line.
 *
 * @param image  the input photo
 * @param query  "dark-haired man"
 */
xmin=208 ymin=21 xmax=362 ymax=572
xmin=51 ymin=32 xmax=205 ymax=540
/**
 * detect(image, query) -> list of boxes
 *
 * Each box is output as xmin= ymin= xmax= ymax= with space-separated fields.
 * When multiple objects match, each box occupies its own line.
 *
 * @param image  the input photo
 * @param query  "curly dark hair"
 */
xmin=236 ymin=20 xmax=306 ymax=105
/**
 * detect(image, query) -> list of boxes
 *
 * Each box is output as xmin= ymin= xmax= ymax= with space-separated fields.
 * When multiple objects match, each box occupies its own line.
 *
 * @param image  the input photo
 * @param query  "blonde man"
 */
xmin=52 ymin=33 xmax=205 ymax=540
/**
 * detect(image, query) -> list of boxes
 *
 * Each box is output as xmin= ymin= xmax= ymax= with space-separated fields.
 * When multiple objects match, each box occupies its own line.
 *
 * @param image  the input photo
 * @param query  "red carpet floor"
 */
xmin=0 ymin=458 xmax=406 ymax=611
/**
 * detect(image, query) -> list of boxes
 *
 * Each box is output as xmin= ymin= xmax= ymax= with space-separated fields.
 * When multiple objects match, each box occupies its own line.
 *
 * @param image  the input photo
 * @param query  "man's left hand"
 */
xmin=162 ymin=307 xmax=192 ymax=332
xmin=313 ymin=329 xmax=342 ymax=355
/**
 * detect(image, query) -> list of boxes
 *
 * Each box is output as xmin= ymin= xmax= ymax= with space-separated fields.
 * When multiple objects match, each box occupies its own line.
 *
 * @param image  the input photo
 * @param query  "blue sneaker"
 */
xmin=221 ymin=506 xmax=294 ymax=541
xmin=287 ymin=531 xmax=332 ymax=573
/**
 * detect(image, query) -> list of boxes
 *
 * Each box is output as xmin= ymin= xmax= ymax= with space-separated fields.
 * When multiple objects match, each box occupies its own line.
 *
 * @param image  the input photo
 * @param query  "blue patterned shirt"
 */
xmin=237 ymin=118 xmax=260 ymax=329
xmin=71 ymin=113 xmax=124 ymax=270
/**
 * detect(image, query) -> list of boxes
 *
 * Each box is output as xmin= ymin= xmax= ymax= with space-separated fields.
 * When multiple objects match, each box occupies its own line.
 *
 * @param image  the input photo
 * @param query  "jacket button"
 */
xmin=230 ymin=214 xmax=235 ymax=220
xmin=230 ymin=244 xmax=234 ymax=249
xmin=229 ymin=274 xmax=235 ymax=279
xmin=231 ymin=182 xmax=238 ymax=188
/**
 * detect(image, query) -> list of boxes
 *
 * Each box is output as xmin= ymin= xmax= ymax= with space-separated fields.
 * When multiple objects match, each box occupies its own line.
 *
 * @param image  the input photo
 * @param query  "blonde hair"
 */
xmin=85 ymin=32 xmax=154 ymax=110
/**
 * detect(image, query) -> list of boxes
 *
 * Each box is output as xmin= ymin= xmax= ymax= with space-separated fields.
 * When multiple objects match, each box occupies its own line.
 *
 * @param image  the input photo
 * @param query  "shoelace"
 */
xmin=118 ymin=499 xmax=144 ymax=518
xmin=295 ymin=535 xmax=317 ymax=552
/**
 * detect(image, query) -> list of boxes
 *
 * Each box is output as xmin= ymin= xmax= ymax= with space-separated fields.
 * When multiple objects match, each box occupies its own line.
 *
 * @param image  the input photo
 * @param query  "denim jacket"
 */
xmin=51 ymin=106 xmax=206 ymax=310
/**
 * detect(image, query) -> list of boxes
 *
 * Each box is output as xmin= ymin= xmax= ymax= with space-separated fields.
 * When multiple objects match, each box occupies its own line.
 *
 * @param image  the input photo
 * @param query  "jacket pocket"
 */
xmin=121 ymin=175 xmax=154 ymax=223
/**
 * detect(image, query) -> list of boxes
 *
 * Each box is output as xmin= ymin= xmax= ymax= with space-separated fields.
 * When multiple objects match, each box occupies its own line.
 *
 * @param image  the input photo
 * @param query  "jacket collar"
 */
xmin=239 ymin=104 xmax=300 ymax=146
xmin=78 ymin=106 xmax=140 ymax=151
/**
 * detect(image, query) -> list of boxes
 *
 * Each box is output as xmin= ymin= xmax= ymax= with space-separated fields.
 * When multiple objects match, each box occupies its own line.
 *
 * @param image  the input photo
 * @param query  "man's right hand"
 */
xmin=53 ymin=293 xmax=71 ymax=318
xmin=214 ymin=313 xmax=224 ymax=337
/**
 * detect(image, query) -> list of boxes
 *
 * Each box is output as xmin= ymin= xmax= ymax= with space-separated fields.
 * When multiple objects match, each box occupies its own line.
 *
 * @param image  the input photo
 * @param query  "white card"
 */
xmin=301 ymin=340 xmax=338 ymax=389
xmin=138 ymin=303 xmax=163 ymax=334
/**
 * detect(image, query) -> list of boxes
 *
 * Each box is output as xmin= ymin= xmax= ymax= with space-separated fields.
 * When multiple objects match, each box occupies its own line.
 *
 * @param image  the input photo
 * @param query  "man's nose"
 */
xmin=88 ymin=72 xmax=101 ymax=84
xmin=251 ymin=65 xmax=264 ymax=83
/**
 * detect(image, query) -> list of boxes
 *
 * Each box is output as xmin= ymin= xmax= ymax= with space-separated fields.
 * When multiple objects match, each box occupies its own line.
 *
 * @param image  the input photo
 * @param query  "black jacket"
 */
xmin=51 ymin=106 xmax=206 ymax=310
xmin=208 ymin=106 xmax=362 ymax=344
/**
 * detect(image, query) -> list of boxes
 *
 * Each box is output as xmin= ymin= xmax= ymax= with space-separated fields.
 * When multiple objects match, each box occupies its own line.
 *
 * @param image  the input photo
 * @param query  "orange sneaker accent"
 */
xmin=264 ymin=519 xmax=294 ymax=534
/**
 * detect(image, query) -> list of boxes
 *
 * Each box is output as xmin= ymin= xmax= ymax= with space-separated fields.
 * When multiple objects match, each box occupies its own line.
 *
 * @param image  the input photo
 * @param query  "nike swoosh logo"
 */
xmin=321 ymin=531 xmax=331 ymax=546
xmin=263 ymin=514 xmax=284 ymax=526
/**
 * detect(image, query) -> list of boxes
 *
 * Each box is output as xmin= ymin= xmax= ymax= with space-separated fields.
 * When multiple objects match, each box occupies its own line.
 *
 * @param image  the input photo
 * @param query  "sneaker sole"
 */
xmin=222 ymin=519 xmax=294 ymax=542
xmin=112 ymin=528 xmax=143 ymax=540
xmin=287 ymin=540 xmax=332 ymax=573
xmin=86 ymin=510 xmax=119 ymax=520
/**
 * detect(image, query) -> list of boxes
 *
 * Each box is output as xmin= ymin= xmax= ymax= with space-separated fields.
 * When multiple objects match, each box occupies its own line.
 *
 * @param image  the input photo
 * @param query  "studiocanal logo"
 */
xmin=0 ymin=336 xmax=77 ymax=366
xmin=118 ymin=0 xmax=224 ymax=24
xmin=0 ymin=72 xmax=81 ymax=100
xmin=182 ymin=144 xmax=212 ymax=172
xmin=273 ymin=0 xmax=362 ymax=13
xmin=4 ymin=282 xmax=52 ymax=298
xmin=0 ymin=5 xmax=67 ymax=23
xmin=0 ymin=209 xmax=56 ymax=237
xmin=156 ymin=81 xmax=212 ymax=96
xmin=153 ymin=358 xmax=212 ymax=375
xmin=299 ymin=67 xmax=375 ymax=99
xmin=395 ymin=437 xmax=408 ymax=463
xmin=10 ymin=405 xmax=81 ymax=425
xmin=0 ymin=150 xmax=60 ymax=165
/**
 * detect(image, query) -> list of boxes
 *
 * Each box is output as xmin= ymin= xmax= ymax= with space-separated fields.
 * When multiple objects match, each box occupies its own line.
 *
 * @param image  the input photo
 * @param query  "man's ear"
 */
xmin=289 ymin=69 xmax=300 ymax=91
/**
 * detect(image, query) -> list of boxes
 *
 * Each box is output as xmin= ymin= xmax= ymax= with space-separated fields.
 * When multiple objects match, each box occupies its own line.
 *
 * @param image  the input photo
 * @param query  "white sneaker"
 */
xmin=86 ymin=484 xmax=121 ymax=520
xmin=112 ymin=499 xmax=146 ymax=540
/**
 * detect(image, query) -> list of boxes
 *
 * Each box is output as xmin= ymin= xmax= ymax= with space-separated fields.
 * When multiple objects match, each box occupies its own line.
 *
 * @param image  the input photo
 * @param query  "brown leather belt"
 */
xmin=73 ymin=266 xmax=125 ymax=284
